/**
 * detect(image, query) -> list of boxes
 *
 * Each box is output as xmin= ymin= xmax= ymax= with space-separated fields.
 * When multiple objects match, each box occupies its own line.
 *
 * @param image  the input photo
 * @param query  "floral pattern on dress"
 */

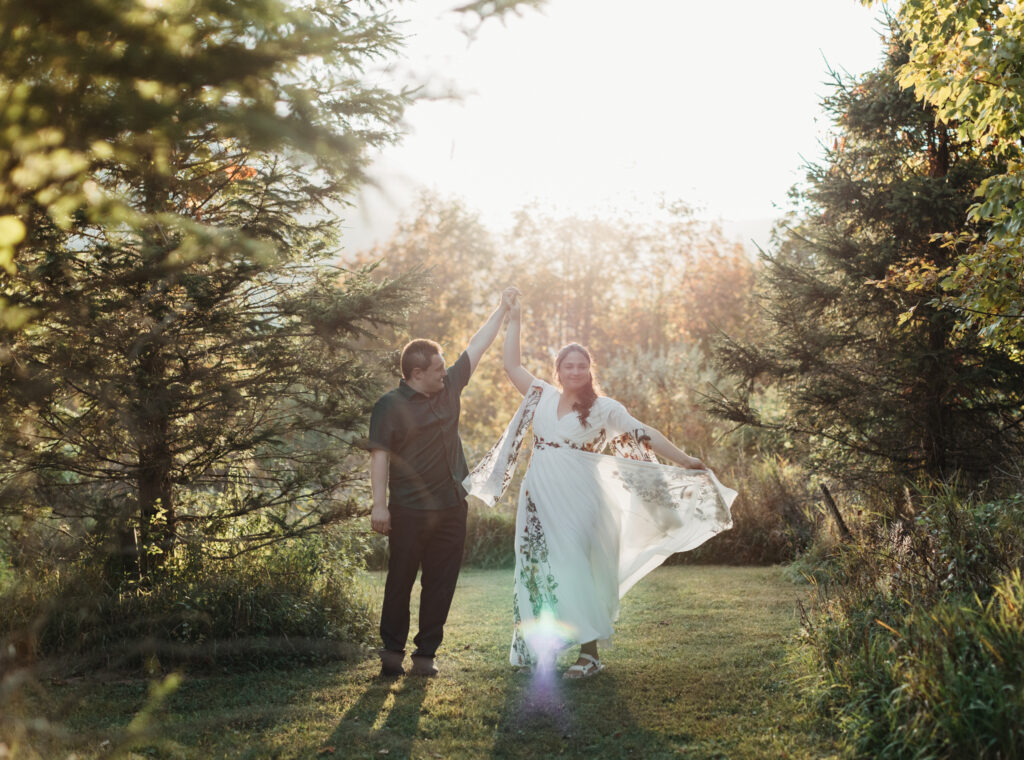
xmin=610 ymin=429 xmax=656 ymax=462
xmin=612 ymin=467 xmax=730 ymax=534
xmin=511 ymin=489 xmax=560 ymax=666
xmin=613 ymin=467 xmax=676 ymax=508
xmin=511 ymin=590 xmax=530 ymax=665
xmin=533 ymin=428 xmax=607 ymax=454
xmin=518 ymin=490 xmax=558 ymax=618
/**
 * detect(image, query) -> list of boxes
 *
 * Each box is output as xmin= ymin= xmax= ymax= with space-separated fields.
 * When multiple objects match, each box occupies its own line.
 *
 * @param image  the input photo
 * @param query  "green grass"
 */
xmin=12 ymin=566 xmax=836 ymax=759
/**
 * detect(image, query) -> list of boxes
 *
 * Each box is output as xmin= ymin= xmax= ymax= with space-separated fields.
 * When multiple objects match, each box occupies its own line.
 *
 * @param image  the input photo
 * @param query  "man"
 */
xmin=367 ymin=287 xmax=518 ymax=677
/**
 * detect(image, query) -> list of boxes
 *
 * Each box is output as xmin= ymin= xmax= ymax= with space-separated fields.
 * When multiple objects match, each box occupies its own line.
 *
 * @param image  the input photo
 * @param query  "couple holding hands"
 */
xmin=367 ymin=287 xmax=736 ymax=680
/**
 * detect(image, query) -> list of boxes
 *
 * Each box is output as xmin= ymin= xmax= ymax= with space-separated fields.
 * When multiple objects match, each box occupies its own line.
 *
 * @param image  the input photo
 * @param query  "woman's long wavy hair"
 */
xmin=555 ymin=343 xmax=602 ymax=427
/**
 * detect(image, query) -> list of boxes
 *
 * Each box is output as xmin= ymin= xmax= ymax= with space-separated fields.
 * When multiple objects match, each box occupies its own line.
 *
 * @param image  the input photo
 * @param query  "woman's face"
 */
xmin=558 ymin=350 xmax=591 ymax=392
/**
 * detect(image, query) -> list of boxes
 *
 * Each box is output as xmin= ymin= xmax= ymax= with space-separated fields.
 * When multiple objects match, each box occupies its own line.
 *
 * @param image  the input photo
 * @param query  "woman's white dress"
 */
xmin=465 ymin=379 xmax=737 ymax=667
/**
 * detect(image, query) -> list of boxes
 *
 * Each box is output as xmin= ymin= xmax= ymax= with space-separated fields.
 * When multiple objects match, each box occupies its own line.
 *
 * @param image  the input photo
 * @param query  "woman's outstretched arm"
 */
xmin=608 ymin=400 xmax=707 ymax=470
xmin=645 ymin=428 xmax=707 ymax=470
xmin=504 ymin=295 xmax=535 ymax=396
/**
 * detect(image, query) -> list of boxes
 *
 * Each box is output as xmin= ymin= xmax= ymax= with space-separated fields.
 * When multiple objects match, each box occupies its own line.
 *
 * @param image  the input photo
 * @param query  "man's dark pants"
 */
xmin=380 ymin=499 xmax=467 ymax=657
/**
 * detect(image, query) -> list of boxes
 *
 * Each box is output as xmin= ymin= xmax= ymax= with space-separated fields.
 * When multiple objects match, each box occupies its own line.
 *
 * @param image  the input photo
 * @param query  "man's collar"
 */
xmin=398 ymin=378 xmax=426 ymax=399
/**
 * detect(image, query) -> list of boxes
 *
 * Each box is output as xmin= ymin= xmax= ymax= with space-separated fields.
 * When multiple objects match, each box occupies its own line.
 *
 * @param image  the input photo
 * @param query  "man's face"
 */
xmin=413 ymin=353 xmax=447 ymax=394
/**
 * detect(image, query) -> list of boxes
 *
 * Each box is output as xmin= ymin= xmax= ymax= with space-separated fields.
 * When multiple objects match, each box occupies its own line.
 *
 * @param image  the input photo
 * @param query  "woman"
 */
xmin=465 ymin=295 xmax=737 ymax=679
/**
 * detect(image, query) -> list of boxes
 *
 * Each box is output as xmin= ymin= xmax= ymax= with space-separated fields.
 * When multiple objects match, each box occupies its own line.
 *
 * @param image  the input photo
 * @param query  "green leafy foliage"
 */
xmin=460 ymin=508 xmax=516 ymax=569
xmin=772 ymin=20 xmax=1024 ymax=754
xmin=864 ymin=0 xmax=1024 ymax=349
xmin=0 ymin=0 xmax=420 ymax=586
xmin=0 ymin=519 xmax=376 ymax=671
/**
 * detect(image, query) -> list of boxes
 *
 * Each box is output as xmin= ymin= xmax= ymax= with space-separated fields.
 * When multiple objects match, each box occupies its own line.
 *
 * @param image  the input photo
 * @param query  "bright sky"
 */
xmin=344 ymin=0 xmax=887 ymax=250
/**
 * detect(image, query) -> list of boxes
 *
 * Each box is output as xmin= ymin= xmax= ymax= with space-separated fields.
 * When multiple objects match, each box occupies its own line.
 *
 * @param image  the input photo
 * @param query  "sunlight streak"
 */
xmin=370 ymin=691 xmax=396 ymax=732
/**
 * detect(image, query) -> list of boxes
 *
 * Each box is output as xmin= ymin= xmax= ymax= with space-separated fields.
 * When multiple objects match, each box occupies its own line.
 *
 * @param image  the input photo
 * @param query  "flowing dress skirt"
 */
xmin=463 ymin=380 xmax=737 ymax=667
xmin=509 ymin=442 xmax=735 ymax=666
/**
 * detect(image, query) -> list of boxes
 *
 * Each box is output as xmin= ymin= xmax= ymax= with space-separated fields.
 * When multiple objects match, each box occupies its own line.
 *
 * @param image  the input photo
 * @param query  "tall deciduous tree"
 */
xmin=864 ymin=0 xmax=1024 ymax=350
xmin=711 ymin=40 xmax=1024 ymax=498
xmin=353 ymin=193 xmax=499 ymax=347
xmin=501 ymin=203 xmax=754 ymax=364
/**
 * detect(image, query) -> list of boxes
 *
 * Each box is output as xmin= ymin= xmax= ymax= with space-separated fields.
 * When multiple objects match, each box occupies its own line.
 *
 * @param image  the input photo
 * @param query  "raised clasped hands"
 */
xmin=501 ymin=286 xmax=522 ymax=317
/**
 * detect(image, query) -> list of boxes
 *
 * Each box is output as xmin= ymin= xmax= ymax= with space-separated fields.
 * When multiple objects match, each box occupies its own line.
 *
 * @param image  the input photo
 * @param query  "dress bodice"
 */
xmin=531 ymin=381 xmax=647 ymax=453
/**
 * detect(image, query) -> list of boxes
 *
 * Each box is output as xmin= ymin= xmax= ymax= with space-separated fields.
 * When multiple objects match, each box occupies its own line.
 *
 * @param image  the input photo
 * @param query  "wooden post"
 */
xmin=820 ymin=483 xmax=852 ymax=542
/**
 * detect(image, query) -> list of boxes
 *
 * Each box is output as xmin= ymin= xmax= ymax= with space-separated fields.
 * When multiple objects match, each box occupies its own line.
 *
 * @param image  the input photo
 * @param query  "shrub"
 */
xmin=462 ymin=507 xmax=515 ymax=568
xmin=797 ymin=489 xmax=1024 ymax=758
xmin=0 ymin=523 xmax=376 ymax=673
xmin=885 ymin=573 xmax=1024 ymax=757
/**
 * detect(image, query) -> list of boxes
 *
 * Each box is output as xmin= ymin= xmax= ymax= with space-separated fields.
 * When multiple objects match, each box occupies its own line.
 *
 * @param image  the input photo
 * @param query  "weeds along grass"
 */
xmin=4 ymin=566 xmax=835 ymax=760
xmin=797 ymin=489 xmax=1024 ymax=759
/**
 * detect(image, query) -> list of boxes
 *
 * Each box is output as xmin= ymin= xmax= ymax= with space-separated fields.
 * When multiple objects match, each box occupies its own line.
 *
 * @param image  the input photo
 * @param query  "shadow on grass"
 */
xmin=491 ymin=666 xmax=684 ymax=760
xmin=22 ymin=652 xmax=373 ymax=758
xmin=320 ymin=673 xmax=430 ymax=759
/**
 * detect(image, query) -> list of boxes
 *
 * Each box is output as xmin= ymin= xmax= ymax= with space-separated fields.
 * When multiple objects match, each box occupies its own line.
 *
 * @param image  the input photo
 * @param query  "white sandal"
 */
xmin=562 ymin=653 xmax=604 ymax=680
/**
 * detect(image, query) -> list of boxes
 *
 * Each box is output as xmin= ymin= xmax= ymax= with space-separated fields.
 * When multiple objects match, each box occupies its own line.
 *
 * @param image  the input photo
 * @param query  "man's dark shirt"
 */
xmin=367 ymin=351 xmax=472 ymax=510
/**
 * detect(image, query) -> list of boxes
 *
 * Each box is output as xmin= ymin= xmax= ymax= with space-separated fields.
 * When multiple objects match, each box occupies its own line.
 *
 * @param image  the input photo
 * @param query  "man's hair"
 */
xmin=400 ymin=339 xmax=442 ymax=379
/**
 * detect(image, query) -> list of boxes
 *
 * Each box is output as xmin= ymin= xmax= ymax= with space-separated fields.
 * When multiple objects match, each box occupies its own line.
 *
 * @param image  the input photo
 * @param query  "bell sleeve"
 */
xmin=604 ymin=399 xmax=657 ymax=463
xmin=463 ymin=380 xmax=546 ymax=507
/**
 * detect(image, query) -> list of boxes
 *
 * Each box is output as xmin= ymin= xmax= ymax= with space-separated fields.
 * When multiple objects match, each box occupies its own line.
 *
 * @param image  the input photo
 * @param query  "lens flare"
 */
xmin=513 ymin=607 xmax=576 ymax=731
xmin=521 ymin=606 xmax=576 ymax=674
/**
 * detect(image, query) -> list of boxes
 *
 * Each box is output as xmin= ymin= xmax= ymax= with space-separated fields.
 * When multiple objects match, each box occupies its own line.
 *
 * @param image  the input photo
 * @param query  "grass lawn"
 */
xmin=12 ymin=566 xmax=836 ymax=759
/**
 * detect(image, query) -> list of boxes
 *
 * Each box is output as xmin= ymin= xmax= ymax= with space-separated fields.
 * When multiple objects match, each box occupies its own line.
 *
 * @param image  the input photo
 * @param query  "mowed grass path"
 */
xmin=44 ymin=567 xmax=835 ymax=759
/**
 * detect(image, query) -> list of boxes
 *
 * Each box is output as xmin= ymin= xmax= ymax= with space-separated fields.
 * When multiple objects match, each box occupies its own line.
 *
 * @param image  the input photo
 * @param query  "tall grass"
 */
xmin=797 ymin=488 xmax=1024 ymax=758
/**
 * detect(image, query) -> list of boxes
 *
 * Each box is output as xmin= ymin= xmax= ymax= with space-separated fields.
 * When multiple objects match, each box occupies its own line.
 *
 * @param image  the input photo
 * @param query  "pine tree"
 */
xmin=0 ymin=0 xmax=420 ymax=583
xmin=711 ymin=39 xmax=1024 ymax=499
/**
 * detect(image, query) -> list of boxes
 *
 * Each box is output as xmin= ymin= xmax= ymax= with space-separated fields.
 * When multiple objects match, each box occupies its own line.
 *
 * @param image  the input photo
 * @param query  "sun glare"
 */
xmin=348 ymin=0 xmax=885 ymax=249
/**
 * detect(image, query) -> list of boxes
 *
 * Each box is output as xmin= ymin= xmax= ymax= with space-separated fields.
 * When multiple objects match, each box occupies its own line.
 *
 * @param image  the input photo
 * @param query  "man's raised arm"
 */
xmin=465 ymin=287 xmax=519 ymax=374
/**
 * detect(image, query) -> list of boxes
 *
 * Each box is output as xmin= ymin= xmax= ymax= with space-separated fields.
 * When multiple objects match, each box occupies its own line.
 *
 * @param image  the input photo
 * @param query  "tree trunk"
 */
xmin=133 ymin=337 xmax=176 ymax=578
xmin=137 ymin=428 xmax=175 ymax=577
xmin=928 ymin=123 xmax=950 ymax=178
xmin=105 ymin=519 xmax=141 ymax=589
xmin=920 ymin=314 xmax=955 ymax=481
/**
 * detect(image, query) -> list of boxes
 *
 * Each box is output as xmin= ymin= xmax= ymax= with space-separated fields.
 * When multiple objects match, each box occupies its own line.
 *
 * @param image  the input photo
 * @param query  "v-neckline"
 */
xmin=554 ymin=392 xmax=576 ymax=423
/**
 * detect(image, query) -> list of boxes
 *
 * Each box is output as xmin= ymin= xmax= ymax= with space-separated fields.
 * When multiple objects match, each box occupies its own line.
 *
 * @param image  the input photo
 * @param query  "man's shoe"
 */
xmin=410 ymin=654 xmax=438 ymax=677
xmin=378 ymin=648 xmax=405 ymax=677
